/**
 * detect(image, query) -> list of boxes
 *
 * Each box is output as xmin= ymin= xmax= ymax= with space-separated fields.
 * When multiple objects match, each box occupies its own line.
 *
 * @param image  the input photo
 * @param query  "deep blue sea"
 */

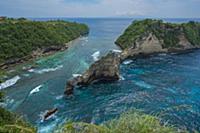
xmin=2 ymin=18 xmax=200 ymax=133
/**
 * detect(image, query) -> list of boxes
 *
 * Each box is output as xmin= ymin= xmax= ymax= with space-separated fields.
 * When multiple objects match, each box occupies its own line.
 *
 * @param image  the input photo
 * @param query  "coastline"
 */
xmin=0 ymin=36 xmax=87 ymax=82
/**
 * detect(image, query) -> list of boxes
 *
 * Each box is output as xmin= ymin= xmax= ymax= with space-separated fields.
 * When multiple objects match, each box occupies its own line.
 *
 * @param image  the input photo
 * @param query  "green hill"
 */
xmin=0 ymin=18 xmax=89 ymax=66
xmin=116 ymin=19 xmax=200 ymax=50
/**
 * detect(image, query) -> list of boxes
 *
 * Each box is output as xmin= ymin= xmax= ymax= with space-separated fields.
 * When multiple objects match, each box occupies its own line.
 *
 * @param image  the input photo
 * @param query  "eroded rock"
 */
xmin=65 ymin=52 xmax=121 ymax=95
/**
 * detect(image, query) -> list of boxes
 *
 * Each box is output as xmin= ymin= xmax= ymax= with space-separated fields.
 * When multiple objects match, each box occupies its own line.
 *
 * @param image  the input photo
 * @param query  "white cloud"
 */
xmin=0 ymin=0 xmax=199 ymax=17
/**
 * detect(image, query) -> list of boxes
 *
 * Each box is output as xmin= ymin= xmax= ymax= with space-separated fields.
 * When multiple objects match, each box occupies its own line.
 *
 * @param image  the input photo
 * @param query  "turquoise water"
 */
xmin=2 ymin=18 xmax=200 ymax=132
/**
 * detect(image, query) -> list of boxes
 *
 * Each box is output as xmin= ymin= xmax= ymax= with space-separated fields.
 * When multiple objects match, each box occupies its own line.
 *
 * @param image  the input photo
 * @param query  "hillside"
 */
xmin=0 ymin=18 xmax=89 ymax=67
xmin=56 ymin=110 xmax=185 ymax=133
xmin=115 ymin=19 xmax=200 ymax=51
xmin=0 ymin=92 xmax=36 ymax=133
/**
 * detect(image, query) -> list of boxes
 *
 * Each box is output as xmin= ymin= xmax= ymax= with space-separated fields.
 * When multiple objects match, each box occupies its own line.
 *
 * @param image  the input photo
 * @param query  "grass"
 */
xmin=0 ymin=92 xmax=36 ymax=133
xmin=56 ymin=110 xmax=185 ymax=133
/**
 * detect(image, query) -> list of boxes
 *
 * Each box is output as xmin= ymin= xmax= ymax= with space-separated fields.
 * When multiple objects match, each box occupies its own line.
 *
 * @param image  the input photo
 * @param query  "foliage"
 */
xmin=55 ymin=122 xmax=109 ymax=133
xmin=0 ymin=90 xmax=36 ymax=133
xmin=116 ymin=19 xmax=200 ymax=49
xmin=0 ymin=70 xmax=6 ymax=83
xmin=0 ymin=108 xmax=36 ymax=133
xmin=182 ymin=21 xmax=200 ymax=46
xmin=56 ymin=110 xmax=184 ymax=133
xmin=0 ymin=91 xmax=4 ymax=102
xmin=0 ymin=18 xmax=89 ymax=65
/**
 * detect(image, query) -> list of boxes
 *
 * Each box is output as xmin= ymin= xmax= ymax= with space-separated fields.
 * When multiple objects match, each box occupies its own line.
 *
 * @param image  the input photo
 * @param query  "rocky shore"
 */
xmin=65 ymin=19 xmax=200 ymax=95
xmin=0 ymin=45 xmax=67 ymax=70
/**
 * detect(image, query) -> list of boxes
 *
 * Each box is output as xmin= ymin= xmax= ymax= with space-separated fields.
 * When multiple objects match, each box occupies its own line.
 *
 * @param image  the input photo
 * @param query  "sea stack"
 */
xmin=65 ymin=52 xmax=121 ymax=95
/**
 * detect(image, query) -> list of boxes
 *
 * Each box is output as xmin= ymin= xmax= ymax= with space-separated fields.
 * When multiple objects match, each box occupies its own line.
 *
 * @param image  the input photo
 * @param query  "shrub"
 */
xmin=56 ymin=110 xmax=184 ymax=133
xmin=0 ymin=91 xmax=36 ymax=133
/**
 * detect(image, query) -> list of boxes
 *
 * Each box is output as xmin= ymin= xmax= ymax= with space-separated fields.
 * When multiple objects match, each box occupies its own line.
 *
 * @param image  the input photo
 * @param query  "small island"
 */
xmin=0 ymin=17 xmax=89 ymax=69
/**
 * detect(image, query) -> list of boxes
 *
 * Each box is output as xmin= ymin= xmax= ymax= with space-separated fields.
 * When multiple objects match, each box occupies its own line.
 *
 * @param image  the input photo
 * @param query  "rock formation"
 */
xmin=65 ymin=52 xmax=121 ymax=95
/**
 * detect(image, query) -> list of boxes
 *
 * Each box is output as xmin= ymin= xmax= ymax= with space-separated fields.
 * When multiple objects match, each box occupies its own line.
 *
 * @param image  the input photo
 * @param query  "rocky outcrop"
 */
xmin=120 ymin=33 xmax=167 ymax=60
xmin=43 ymin=108 xmax=58 ymax=121
xmin=65 ymin=52 xmax=121 ymax=95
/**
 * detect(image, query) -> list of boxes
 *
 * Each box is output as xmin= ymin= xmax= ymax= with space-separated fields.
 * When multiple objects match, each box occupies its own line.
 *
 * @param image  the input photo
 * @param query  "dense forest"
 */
xmin=0 ymin=18 xmax=89 ymax=66
xmin=116 ymin=19 xmax=200 ymax=49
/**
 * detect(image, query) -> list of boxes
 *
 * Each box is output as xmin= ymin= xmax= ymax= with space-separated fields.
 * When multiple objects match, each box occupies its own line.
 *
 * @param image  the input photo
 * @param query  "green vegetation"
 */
xmin=183 ymin=21 xmax=200 ymax=46
xmin=56 ymin=110 xmax=184 ymax=133
xmin=0 ymin=70 xmax=6 ymax=83
xmin=0 ymin=17 xmax=89 ymax=65
xmin=116 ymin=19 xmax=200 ymax=49
xmin=0 ymin=91 xmax=36 ymax=133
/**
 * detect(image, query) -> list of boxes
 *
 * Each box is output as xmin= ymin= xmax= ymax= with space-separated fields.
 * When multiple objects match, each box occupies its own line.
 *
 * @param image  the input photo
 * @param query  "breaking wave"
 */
xmin=29 ymin=85 xmax=43 ymax=96
xmin=28 ymin=65 xmax=63 ymax=74
xmin=72 ymin=74 xmax=82 ymax=78
xmin=112 ymin=49 xmax=122 ymax=53
xmin=92 ymin=51 xmax=100 ymax=61
xmin=123 ymin=60 xmax=133 ymax=65
xmin=0 ymin=76 xmax=21 ymax=90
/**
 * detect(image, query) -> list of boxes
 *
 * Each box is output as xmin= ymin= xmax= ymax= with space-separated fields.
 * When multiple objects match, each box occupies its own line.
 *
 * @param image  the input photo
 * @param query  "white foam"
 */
xmin=134 ymin=81 xmax=153 ymax=89
xmin=28 ymin=69 xmax=34 ymax=72
xmin=56 ymin=95 xmax=63 ymax=100
xmin=29 ymin=85 xmax=43 ymax=95
xmin=112 ymin=49 xmax=122 ymax=53
xmin=28 ymin=65 xmax=63 ymax=74
xmin=123 ymin=60 xmax=133 ymax=65
xmin=72 ymin=74 xmax=82 ymax=78
xmin=92 ymin=51 xmax=100 ymax=61
xmin=38 ymin=116 xmax=59 ymax=133
xmin=23 ymin=74 xmax=30 ymax=77
xmin=158 ymin=53 xmax=167 ymax=56
xmin=120 ymin=75 xmax=125 ymax=81
xmin=0 ymin=76 xmax=21 ymax=90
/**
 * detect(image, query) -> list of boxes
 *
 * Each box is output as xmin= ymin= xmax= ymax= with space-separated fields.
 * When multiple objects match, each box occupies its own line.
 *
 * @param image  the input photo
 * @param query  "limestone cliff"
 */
xmin=116 ymin=19 xmax=200 ymax=55
xmin=65 ymin=52 xmax=121 ymax=95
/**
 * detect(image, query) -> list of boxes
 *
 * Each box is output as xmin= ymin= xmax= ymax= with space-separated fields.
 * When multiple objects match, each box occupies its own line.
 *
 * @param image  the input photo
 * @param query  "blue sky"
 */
xmin=0 ymin=0 xmax=199 ymax=18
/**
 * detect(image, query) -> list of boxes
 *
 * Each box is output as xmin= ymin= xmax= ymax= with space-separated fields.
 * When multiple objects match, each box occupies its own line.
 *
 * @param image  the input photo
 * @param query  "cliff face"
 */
xmin=116 ymin=19 xmax=200 ymax=53
xmin=65 ymin=52 xmax=121 ymax=95
xmin=120 ymin=33 xmax=167 ymax=60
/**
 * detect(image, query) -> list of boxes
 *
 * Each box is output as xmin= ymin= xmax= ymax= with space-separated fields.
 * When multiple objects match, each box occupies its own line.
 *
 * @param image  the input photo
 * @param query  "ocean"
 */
xmin=2 ymin=18 xmax=200 ymax=132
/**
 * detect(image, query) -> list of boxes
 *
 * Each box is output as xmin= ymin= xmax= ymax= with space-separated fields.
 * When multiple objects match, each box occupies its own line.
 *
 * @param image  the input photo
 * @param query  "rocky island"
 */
xmin=65 ymin=19 xmax=200 ymax=95
xmin=65 ymin=52 xmax=121 ymax=95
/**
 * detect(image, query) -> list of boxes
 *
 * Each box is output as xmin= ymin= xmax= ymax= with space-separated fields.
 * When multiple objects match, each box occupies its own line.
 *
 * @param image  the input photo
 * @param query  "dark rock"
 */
xmin=42 ymin=46 xmax=63 ymax=54
xmin=43 ymin=108 xmax=58 ymax=121
xmin=65 ymin=52 xmax=121 ymax=95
